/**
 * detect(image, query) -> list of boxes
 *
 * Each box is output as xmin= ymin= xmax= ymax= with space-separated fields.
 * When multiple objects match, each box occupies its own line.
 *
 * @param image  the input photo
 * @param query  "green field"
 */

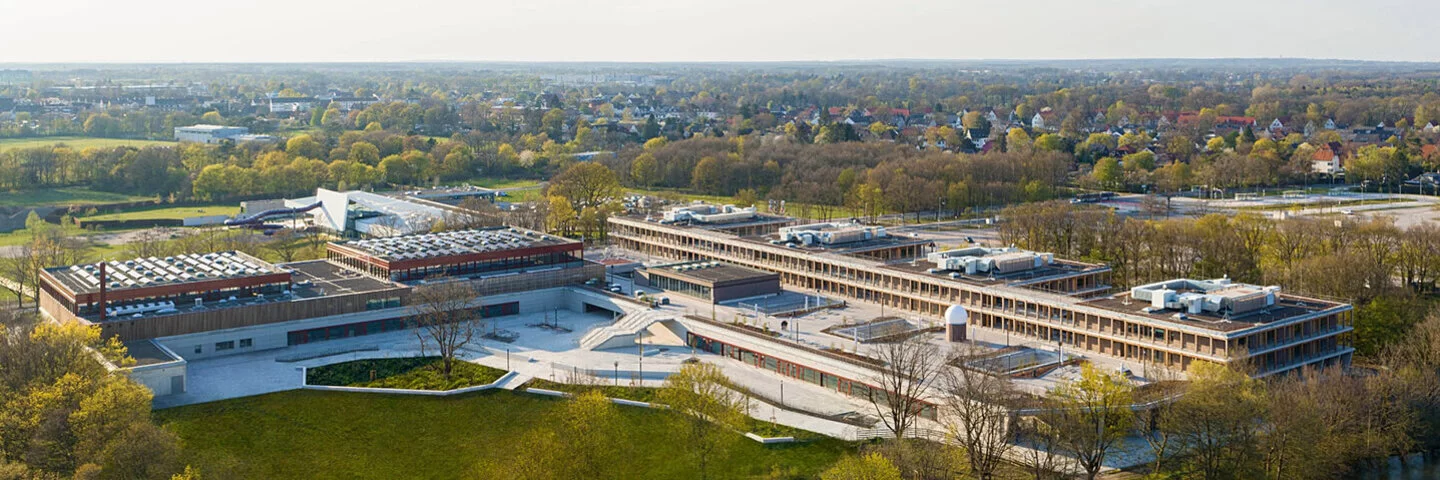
xmin=0 ymin=136 xmax=176 ymax=151
xmin=465 ymin=177 xmax=543 ymax=190
xmin=156 ymin=389 xmax=851 ymax=479
xmin=84 ymin=204 xmax=239 ymax=222
xmin=0 ymin=187 xmax=154 ymax=208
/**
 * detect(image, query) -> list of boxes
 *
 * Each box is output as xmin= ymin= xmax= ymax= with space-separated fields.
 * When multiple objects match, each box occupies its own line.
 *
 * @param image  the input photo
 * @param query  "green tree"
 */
xmin=285 ymin=134 xmax=325 ymax=159
xmin=1034 ymin=133 xmax=1065 ymax=152
xmin=348 ymin=142 xmax=381 ymax=166
xmin=1092 ymin=157 xmax=1123 ymax=190
xmin=657 ymin=363 xmax=747 ymax=480
xmin=820 ymin=452 xmax=902 ymax=480
xmin=691 ymin=156 xmax=725 ymax=194
xmin=1043 ymin=363 xmax=1135 ymax=480
xmin=542 ymin=108 xmax=567 ymax=139
xmin=1005 ymin=128 xmax=1032 ymax=152
xmin=1161 ymin=362 xmax=1265 ymax=480
xmin=630 ymin=153 xmax=659 ymax=187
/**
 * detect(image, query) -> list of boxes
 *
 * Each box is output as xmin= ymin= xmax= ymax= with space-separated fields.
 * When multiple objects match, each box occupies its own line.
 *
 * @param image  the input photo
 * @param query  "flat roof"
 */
xmin=86 ymin=260 xmax=401 ymax=323
xmin=882 ymin=258 xmax=1106 ymax=287
xmin=333 ymin=227 xmax=578 ymax=263
xmin=622 ymin=212 xmax=791 ymax=231
xmin=176 ymin=124 xmax=242 ymax=132
xmin=123 ymin=339 xmax=180 ymax=367
xmin=743 ymin=234 xmax=932 ymax=256
xmin=644 ymin=260 xmax=778 ymax=286
xmin=1083 ymin=292 xmax=1344 ymax=333
xmin=46 ymin=251 xmax=286 ymax=298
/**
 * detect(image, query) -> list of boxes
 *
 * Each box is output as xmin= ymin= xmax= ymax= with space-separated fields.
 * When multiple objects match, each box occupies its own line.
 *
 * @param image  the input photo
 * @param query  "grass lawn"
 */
xmin=0 ymin=187 xmax=153 ymax=208
xmin=156 ymin=389 xmax=852 ymax=479
xmin=463 ymin=177 xmax=542 ymax=190
xmin=306 ymin=357 xmax=507 ymax=390
xmin=84 ymin=204 xmax=239 ymax=222
xmin=0 ymin=136 xmax=175 ymax=151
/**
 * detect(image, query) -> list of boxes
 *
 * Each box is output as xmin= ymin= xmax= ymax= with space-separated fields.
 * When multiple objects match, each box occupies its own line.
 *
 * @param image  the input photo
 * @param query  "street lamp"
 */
xmin=613 ymin=361 xmax=619 ymax=386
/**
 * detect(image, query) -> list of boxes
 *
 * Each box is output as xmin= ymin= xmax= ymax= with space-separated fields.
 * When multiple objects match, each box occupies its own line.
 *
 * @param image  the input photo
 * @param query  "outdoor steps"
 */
xmin=579 ymin=310 xmax=670 ymax=350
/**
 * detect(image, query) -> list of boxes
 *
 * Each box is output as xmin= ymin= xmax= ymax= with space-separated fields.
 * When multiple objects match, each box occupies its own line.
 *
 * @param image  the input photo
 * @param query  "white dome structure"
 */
xmin=944 ymin=305 xmax=968 ymax=342
xmin=944 ymin=305 xmax=968 ymax=325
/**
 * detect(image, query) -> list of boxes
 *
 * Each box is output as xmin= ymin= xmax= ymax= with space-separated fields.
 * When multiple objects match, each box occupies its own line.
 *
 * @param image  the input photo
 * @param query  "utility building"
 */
xmin=635 ymin=260 xmax=781 ymax=303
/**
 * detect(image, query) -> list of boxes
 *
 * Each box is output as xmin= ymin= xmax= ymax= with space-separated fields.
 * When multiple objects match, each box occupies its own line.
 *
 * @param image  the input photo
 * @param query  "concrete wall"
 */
xmin=126 ymin=362 xmax=187 ymax=397
xmin=155 ymin=287 xmax=638 ymax=362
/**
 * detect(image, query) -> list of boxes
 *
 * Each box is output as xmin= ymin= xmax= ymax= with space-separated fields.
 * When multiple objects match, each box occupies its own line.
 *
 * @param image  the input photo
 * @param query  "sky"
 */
xmin=1 ymin=0 xmax=1438 ymax=63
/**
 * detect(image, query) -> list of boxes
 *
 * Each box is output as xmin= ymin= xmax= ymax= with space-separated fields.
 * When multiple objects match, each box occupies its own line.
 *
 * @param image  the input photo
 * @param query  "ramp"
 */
xmin=579 ymin=310 xmax=686 ymax=350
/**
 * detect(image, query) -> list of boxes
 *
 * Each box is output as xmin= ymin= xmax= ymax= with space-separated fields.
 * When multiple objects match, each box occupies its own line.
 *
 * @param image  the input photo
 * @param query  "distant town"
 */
xmin=1 ymin=60 xmax=1438 ymax=480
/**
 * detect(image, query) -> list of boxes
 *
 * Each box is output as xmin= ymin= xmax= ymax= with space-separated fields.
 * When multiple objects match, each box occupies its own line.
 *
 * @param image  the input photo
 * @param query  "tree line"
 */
xmin=1001 ymin=201 xmax=1440 ymax=357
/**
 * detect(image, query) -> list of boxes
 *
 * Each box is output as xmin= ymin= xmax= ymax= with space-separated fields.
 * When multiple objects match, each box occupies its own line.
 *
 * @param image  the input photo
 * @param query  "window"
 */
xmin=215 ymin=341 xmax=235 ymax=351
xmin=239 ymin=338 xmax=253 ymax=348
xmin=194 ymin=345 xmax=202 ymax=354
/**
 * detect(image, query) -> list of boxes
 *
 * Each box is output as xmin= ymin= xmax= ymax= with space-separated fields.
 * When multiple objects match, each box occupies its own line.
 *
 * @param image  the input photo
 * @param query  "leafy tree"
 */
xmin=657 ymin=363 xmax=747 ymax=480
xmin=691 ymin=156 xmax=725 ymax=194
xmin=285 ymin=134 xmax=326 ymax=159
xmin=1092 ymin=157 xmax=1122 ymax=190
xmin=348 ymin=142 xmax=381 ymax=166
xmin=819 ymin=452 xmax=902 ymax=480
xmin=1042 ymin=363 xmax=1134 ymax=480
xmin=630 ymin=153 xmax=659 ymax=187
xmin=1160 ymin=362 xmax=1265 ymax=480
xmin=1005 ymin=128 xmax=1032 ymax=152
xmin=1033 ymin=133 xmax=1065 ymax=152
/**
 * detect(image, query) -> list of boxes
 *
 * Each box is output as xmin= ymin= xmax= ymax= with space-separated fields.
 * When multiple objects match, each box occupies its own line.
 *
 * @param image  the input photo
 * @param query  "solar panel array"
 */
xmin=347 ymin=228 xmax=561 ymax=261
xmin=64 ymin=251 xmax=275 ymax=291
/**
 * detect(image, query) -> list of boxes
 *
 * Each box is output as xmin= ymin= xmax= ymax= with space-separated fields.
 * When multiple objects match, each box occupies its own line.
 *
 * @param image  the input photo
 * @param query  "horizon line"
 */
xmin=4 ymin=56 xmax=1440 ymax=67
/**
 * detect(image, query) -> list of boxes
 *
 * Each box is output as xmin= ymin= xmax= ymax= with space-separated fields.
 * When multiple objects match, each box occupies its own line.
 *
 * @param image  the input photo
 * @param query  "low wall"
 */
xmin=76 ymin=218 xmax=183 ymax=230
xmin=301 ymin=370 xmax=518 ymax=396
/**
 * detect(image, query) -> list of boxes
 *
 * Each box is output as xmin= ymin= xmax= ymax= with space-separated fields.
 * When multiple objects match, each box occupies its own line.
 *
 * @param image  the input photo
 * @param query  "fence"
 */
xmin=735 ymin=293 xmax=845 ymax=317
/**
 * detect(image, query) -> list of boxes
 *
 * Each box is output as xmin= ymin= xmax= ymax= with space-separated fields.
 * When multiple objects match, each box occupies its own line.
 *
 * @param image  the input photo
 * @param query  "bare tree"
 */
xmin=409 ymin=280 xmax=483 ymax=378
xmin=445 ymin=197 xmax=503 ymax=230
xmin=868 ymin=335 xmax=942 ymax=441
xmin=263 ymin=230 xmax=303 ymax=263
xmin=1014 ymin=416 xmax=1065 ymax=480
xmin=940 ymin=351 xmax=1019 ymax=480
xmin=122 ymin=228 xmax=172 ymax=259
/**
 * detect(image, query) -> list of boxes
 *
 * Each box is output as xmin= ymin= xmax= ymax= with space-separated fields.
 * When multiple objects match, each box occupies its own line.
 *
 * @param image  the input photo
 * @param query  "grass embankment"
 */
xmin=306 ymin=357 xmax=507 ymax=391
xmin=463 ymin=177 xmax=543 ymax=190
xmin=521 ymin=378 xmax=821 ymax=440
xmin=0 ymin=187 xmax=154 ymax=208
xmin=156 ymin=389 xmax=850 ymax=479
xmin=83 ymin=204 xmax=239 ymax=222
xmin=1235 ymin=197 xmax=1411 ymax=212
xmin=0 ymin=136 xmax=176 ymax=151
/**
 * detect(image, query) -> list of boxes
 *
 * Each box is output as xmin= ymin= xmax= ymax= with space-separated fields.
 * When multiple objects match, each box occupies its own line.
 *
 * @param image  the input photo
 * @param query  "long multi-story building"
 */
xmin=38 ymin=226 xmax=618 ymax=398
xmin=610 ymin=212 xmax=1354 ymax=376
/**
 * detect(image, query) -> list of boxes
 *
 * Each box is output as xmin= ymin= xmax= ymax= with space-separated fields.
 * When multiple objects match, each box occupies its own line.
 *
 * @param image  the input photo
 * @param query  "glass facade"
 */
xmin=286 ymin=301 xmax=520 ymax=345
xmin=688 ymin=332 xmax=936 ymax=420
xmin=390 ymin=252 xmax=584 ymax=282
xmin=647 ymin=273 xmax=712 ymax=300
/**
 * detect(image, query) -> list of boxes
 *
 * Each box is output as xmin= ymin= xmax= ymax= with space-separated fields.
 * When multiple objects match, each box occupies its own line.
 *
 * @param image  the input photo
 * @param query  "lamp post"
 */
xmin=505 ymin=347 xmax=510 ymax=370
xmin=613 ymin=361 xmax=619 ymax=386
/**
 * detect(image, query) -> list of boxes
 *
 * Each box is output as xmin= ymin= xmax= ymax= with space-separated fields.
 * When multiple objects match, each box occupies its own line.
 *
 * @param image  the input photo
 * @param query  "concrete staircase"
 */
xmin=579 ymin=310 xmax=677 ymax=350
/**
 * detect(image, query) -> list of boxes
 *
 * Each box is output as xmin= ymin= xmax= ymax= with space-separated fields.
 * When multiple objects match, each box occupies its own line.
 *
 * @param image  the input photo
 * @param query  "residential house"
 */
xmin=268 ymin=97 xmax=314 ymax=114
xmin=1311 ymin=142 xmax=1342 ymax=175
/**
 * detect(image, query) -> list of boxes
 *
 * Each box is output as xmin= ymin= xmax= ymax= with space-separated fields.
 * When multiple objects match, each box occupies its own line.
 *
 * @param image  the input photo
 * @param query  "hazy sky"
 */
xmin=2 ymin=0 xmax=1438 ymax=63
